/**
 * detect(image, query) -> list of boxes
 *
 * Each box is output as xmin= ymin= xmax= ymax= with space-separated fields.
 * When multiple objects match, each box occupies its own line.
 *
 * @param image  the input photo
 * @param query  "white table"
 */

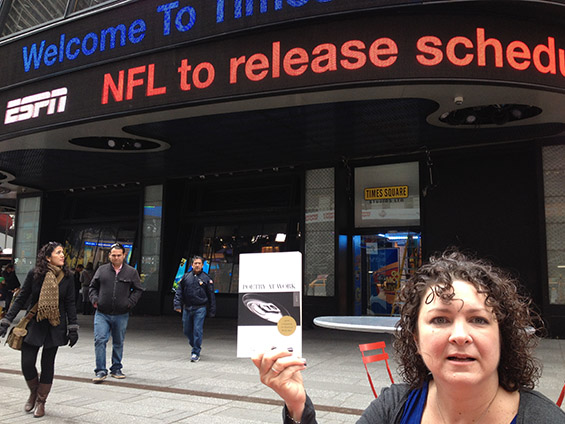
xmin=313 ymin=316 xmax=400 ymax=334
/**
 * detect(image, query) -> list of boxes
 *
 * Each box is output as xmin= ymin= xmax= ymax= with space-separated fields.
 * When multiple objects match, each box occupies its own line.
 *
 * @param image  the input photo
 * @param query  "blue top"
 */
xmin=399 ymin=381 xmax=517 ymax=424
xmin=399 ymin=381 xmax=428 ymax=424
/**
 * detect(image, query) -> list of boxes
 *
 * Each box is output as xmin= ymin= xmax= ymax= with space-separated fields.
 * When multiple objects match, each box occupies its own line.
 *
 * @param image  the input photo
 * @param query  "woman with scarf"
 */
xmin=0 ymin=242 xmax=79 ymax=418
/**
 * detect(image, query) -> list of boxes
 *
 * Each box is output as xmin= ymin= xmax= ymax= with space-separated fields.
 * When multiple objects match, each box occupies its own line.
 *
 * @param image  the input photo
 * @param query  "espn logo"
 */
xmin=4 ymin=87 xmax=67 ymax=125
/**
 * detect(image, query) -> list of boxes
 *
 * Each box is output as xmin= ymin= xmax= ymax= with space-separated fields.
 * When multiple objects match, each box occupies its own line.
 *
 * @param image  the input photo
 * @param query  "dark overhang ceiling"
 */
xmin=1 ymin=96 xmax=564 ymax=194
xmin=2 ymin=0 xmax=565 ymax=199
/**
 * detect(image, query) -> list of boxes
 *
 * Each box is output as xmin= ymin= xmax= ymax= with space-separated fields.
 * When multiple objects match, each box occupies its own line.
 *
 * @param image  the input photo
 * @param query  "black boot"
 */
xmin=33 ymin=383 xmax=52 ymax=418
xmin=25 ymin=377 xmax=39 ymax=413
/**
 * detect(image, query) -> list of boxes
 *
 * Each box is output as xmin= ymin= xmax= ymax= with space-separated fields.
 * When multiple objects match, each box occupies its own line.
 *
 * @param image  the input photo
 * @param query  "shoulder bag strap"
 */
xmin=17 ymin=303 xmax=39 ymax=328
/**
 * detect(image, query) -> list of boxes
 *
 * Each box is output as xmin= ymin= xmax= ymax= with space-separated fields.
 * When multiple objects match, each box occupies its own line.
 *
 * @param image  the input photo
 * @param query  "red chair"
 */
xmin=358 ymin=341 xmax=395 ymax=398
xmin=557 ymin=381 xmax=565 ymax=407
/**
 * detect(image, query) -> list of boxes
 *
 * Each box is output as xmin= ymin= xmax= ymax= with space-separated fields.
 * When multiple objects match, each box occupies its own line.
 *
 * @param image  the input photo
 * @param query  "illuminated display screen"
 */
xmin=1 ymin=7 xmax=565 ymax=140
xmin=1 ymin=0 xmax=419 ymax=86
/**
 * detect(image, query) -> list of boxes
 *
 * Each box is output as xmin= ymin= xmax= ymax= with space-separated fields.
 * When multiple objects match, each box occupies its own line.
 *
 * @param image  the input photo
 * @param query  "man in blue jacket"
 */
xmin=174 ymin=256 xmax=216 ymax=362
xmin=89 ymin=243 xmax=143 ymax=383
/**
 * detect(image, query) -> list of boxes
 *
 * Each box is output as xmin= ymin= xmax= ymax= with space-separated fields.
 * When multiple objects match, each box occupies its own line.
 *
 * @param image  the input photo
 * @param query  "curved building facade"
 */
xmin=1 ymin=0 xmax=564 ymax=335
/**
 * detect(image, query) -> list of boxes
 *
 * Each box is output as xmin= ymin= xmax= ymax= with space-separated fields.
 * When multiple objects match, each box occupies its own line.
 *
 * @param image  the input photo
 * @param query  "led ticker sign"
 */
xmin=96 ymin=20 xmax=565 ymax=111
xmin=1 ymin=0 xmax=415 ymax=88
xmin=1 ymin=11 xmax=565 ymax=140
xmin=84 ymin=241 xmax=133 ymax=249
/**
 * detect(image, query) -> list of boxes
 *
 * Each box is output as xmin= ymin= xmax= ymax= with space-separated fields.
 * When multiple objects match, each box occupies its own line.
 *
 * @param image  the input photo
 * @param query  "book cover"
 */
xmin=237 ymin=251 xmax=302 ymax=358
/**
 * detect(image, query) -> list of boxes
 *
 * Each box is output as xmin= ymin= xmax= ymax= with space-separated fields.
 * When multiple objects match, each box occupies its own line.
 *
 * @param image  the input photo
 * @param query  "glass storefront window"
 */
xmin=1 ymin=0 xmax=66 ymax=37
xmin=0 ymin=212 xmax=14 ymax=255
xmin=0 ymin=0 xmax=119 ymax=38
xmin=543 ymin=145 xmax=565 ymax=305
xmin=72 ymin=0 xmax=115 ymax=13
xmin=354 ymin=162 xmax=420 ymax=228
xmin=304 ymin=168 xmax=335 ymax=297
xmin=353 ymin=232 xmax=421 ymax=316
xmin=200 ymin=222 xmax=291 ymax=294
xmin=141 ymin=185 xmax=162 ymax=292
xmin=14 ymin=196 xmax=41 ymax=282
xmin=63 ymin=227 xmax=136 ymax=271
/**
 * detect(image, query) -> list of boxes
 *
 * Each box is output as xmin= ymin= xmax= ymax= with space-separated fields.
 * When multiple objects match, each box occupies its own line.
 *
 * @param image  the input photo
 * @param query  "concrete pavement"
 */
xmin=0 ymin=313 xmax=564 ymax=423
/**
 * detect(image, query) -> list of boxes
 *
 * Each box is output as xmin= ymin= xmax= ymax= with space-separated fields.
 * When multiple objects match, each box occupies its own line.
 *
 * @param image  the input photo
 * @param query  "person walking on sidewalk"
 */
xmin=80 ymin=262 xmax=94 ymax=315
xmin=89 ymin=243 xmax=143 ymax=383
xmin=0 ymin=242 xmax=79 ymax=418
xmin=2 ymin=262 xmax=21 ymax=312
xmin=174 ymin=256 xmax=216 ymax=362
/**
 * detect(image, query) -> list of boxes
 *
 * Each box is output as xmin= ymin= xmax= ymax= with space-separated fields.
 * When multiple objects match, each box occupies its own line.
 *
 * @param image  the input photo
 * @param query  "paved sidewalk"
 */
xmin=0 ymin=313 xmax=564 ymax=423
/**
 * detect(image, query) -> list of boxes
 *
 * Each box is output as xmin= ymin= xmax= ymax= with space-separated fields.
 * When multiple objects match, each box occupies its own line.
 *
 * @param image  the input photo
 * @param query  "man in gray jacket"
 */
xmin=89 ymin=243 xmax=143 ymax=383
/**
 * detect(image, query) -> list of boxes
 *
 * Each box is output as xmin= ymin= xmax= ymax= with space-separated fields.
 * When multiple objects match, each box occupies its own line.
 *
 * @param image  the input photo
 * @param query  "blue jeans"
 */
xmin=182 ymin=306 xmax=207 ymax=356
xmin=94 ymin=311 xmax=129 ymax=374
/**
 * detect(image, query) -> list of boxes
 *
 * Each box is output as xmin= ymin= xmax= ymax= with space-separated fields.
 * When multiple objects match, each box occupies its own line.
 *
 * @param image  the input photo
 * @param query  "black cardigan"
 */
xmin=4 ymin=269 xmax=78 ymax=348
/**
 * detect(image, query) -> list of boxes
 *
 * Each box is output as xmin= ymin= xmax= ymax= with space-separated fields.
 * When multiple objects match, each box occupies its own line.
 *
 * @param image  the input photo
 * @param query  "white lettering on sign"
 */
xmin=4 ymin=87 xmax=68 ymax=125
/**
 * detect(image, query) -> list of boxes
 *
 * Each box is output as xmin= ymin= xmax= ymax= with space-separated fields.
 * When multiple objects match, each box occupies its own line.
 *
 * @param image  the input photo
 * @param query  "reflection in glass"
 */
xmin=304 ymin=168 xmax=335 ymax=297
xmin=543 ymin=145 xmax=565 ymax=305
xmin=73 ymin=0 xmax=115 ymax=12
xmin=200 ymin=222 xmax=291 ymax=294
xmin=141 ymin=185 xmax=162 ymax=292
xmin=14 ymin=196 xmax=41 ymax=283
xmin=1 ymin=0 xmax=66 ymax=37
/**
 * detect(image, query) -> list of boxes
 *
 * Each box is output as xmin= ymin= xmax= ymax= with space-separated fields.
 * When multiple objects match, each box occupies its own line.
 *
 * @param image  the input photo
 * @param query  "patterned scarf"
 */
xmin=36 ymin=264 xmax=64 ymax=326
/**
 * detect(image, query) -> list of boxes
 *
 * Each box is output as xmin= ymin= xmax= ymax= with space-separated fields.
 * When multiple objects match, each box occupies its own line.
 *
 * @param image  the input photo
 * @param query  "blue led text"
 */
xmin=216 ymin=0 xmax=333 ymax=23
xmin=157 ymin=1 xmax=197 ymax=35
xmin=22 ymin=19 xmax=146 ymax=72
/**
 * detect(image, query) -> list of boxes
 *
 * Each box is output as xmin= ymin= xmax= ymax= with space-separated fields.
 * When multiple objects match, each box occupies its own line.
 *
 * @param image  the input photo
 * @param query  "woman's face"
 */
xmin=416 ymin=280 xmax=501 ymax=388
xmin=47 ymin=245 xmax=65 ymax=267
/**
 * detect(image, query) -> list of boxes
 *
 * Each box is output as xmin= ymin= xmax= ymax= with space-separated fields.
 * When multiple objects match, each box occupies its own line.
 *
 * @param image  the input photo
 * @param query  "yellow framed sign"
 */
xmin=364 ymin=185 xmax=409 ymax=200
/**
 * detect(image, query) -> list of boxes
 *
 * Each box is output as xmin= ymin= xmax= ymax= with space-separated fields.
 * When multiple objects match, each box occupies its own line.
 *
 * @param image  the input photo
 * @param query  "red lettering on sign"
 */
xmin=368 ymin=38 xmax=398 ymax=67
xmin=246 ymin=53 xmax=270 ymax=81
xmin=507 ymin=41 xmax=531 ymax=71
xmin=341 ymin=40 xmax=367 ymax=70
xmin=533 ymin=37 xmax=556 ymax=74
xmin=284 ymin=47 xmax=309 ymax=76
xmin=272 ymin=41 xmax=281 ymax=78
xmin=416 ymin=36 xmax=443 ymax=66
xmin=126 ymin=66 xmax=146 ymax=100
xmin=311 ymin=43 xmax=337 ymax=73
xmin=193 ymin=62 xmax=215 ymax=88
xmin=101 ymin=63 xmax=167 ymax=104
xmin=415 ymin=29 xmax=565 ymax=75
xmin=446 ymin=36 xmax=474 ymax=66
xmin=230 ymin=56 xmax=246 ymax=84
xmin=102 ymin=70 xmax=124 ymax=104
xmin=147 ymin=64 xmax=167 ymax=96
xmin=476 ymin=28 xmax=504 ymax=68
xmin=229 ymin=39 xmax=399 ymax=84
xmin=180 ymin=59 xmax=215 ymax=89
xmin=178 ymin=59 xmax=192 ymax=90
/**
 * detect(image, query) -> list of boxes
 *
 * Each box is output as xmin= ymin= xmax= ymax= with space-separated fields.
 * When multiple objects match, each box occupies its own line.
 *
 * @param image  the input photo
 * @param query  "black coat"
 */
xmin=88 ymin=262 xmax=143 ymax=315
xmin=5 ymin=269 xmax=78 ymax=348
xmin=173 ymin=271 xmax=216 ymax=316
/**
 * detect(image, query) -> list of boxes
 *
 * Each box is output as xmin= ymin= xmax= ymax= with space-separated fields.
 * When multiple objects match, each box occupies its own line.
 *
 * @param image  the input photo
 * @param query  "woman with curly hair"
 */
xmin=0 ymin=242 xmax=79 ymax=418
xmin=253 ymin=249 xmax=565 ymax=423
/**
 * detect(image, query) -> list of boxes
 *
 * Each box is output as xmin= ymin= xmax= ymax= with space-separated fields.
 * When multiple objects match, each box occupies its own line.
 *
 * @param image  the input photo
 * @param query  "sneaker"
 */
xmin=190 ymin=354 xmax=200 ymax=362
xmin=92 ymin=371 xmax=107 ymax=383
xmin=110 ymin=370 xmax=126 ymax=379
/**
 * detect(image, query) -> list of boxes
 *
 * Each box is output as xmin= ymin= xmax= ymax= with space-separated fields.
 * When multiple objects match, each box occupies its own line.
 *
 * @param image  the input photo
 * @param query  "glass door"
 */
xmin=353 ymin=231 xmax=421 ymax=316
xmin=198 ymin=222 xmax=298 ymax=294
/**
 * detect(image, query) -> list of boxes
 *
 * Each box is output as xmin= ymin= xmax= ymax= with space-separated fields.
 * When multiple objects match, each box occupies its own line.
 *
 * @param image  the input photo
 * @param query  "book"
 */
xmin=237 ymin=251 xmax=302 ymax=358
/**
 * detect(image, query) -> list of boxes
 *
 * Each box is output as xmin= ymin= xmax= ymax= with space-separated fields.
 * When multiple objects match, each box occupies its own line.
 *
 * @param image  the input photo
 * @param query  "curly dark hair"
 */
xmin=33 ymin=242 xmax=71 ymax=280
xmin=393 ymin=249 xmax=542 ymax=392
